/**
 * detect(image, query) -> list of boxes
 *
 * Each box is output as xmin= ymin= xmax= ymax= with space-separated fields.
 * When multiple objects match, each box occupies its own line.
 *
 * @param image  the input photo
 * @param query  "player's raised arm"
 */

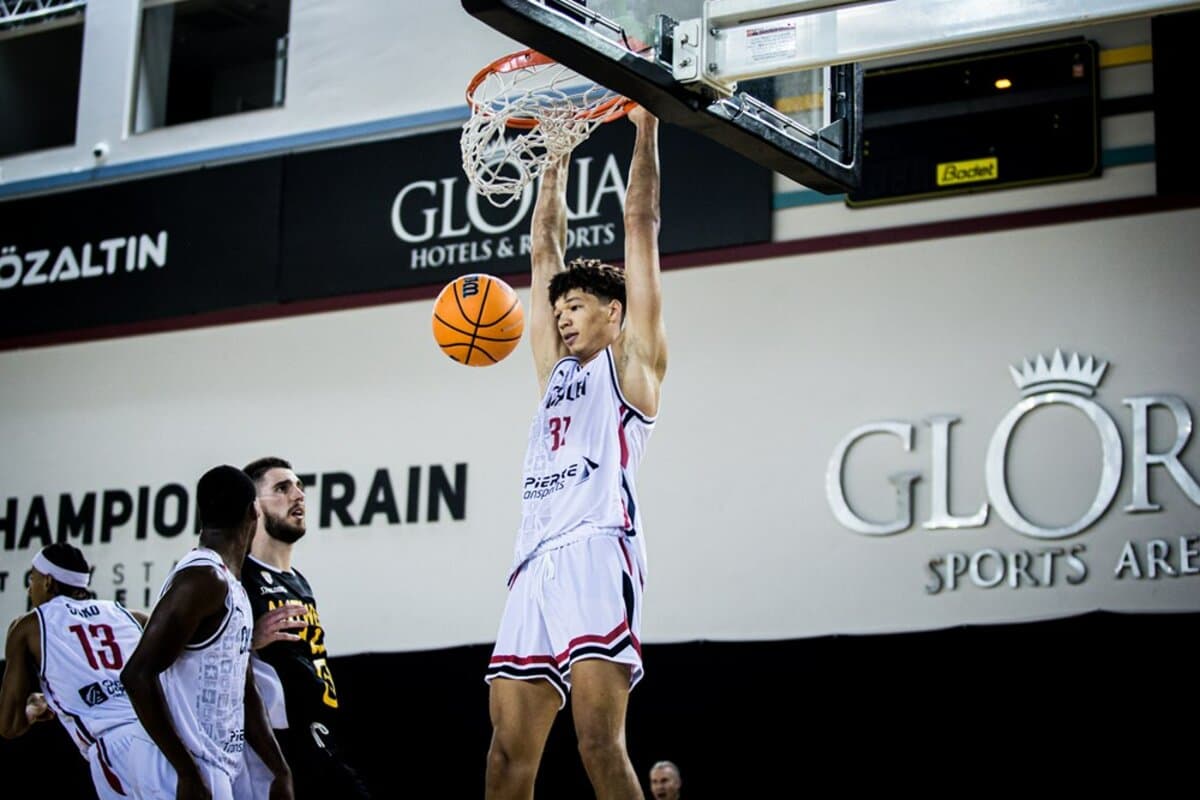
xmin=530 ymin=153 xmax=571 ymax=393
xmin=618 ymin=106 xmax=667 ymax=416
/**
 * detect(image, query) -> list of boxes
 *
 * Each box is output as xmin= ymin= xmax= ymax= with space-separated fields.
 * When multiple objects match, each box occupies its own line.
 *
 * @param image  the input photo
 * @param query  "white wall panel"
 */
xmin=3 ymin=207 xmax=1196 ymax=654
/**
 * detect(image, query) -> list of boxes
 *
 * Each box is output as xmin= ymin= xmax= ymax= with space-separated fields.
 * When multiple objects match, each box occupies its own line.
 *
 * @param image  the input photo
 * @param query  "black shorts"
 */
xmin=278 ymin=721 xmax=372 ymax=799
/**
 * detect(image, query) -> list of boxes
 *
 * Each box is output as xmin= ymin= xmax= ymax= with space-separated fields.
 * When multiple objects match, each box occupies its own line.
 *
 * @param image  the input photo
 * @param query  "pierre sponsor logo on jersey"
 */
xmin=222 ymin=728 xmax=246 ymax=754
xmin=522 ymin=457 xmax=598 ymax=499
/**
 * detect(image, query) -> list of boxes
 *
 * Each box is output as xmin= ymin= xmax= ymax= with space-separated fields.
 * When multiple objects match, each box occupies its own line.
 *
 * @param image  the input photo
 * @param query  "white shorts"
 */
xmin=486 ymin=533 xmax=644 ymax=708
xmin=89 ymin=723 xmax=236 ymax=799
xmin=235 ymin=744 xmax=274 ymax=800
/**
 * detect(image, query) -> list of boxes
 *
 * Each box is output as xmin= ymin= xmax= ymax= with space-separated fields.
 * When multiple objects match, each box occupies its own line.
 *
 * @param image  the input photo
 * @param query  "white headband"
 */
xmin=32 ymin=551 xmax=91 ymax=588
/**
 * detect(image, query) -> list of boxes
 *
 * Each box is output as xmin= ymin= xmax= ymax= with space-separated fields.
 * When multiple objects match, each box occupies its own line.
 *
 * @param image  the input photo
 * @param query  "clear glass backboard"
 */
xmin=462 ymin=0 xmax=863 ymax=193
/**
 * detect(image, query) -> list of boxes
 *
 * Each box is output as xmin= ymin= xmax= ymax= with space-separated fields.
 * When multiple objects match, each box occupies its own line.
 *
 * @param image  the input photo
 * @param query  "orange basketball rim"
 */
xmin=465 ymin=48 xmax=636 ymax=130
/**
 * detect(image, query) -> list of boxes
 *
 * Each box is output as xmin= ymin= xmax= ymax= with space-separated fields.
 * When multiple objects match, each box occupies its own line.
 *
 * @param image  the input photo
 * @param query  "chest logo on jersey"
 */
xmin=545 ymin=375 xmax=588 ymax=409
xmin=260 ymin=571 xmax=274 ymax=584
xmin=259 ymin=585 xmax=290 ymax=595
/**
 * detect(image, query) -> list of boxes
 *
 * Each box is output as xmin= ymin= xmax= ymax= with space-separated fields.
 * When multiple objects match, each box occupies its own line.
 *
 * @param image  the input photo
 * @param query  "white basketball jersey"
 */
xmin=157 ymin=548 xmax=253 ymax=777
xmin=513 ymin=346 xmax=655 ymax=578
xmin=35 ymin=596 xmax=143 ymax=758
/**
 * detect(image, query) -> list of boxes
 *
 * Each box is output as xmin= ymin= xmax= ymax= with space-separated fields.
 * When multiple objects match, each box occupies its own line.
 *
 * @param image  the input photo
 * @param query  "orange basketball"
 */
xmin=431 ymin=273 xmax=524 ymax=366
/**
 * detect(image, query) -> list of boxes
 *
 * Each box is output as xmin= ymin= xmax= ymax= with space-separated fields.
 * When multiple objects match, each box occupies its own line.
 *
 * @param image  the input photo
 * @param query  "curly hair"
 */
xmin=548 ymin=258 xmax=626 ymax=317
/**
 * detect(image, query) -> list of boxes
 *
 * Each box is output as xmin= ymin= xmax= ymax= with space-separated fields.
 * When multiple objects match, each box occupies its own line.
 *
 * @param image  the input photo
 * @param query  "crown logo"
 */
xmin=1009 ymin=349 xmax=1108 ymax=397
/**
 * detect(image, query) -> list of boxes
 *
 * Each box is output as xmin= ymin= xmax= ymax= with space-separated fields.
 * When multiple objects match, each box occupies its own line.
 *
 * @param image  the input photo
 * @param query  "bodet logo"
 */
xmin=826 ymin=349 xmax=1200 ymax=594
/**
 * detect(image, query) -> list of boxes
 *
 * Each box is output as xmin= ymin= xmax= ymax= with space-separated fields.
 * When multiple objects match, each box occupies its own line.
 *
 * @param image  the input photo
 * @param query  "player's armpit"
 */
xmin=613 ymin=333 xmax=665 ymax=418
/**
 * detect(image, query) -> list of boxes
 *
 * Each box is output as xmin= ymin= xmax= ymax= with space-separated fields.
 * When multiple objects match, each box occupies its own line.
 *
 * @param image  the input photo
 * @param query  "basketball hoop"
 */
xmin=461 ymin=49 xmax=635 ymax=208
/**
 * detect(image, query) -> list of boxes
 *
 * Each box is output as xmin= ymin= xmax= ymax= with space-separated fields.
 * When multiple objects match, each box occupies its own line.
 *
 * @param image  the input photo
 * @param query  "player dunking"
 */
xmin=485 ymin=106 xmax=666 ymax=800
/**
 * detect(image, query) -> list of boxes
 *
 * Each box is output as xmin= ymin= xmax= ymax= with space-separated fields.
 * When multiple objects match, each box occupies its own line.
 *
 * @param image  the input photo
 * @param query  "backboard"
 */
xmin=462 ymin=0 xmax=1200 ymax=194
xmin=462 ymin=0 xmax=862 ymax=193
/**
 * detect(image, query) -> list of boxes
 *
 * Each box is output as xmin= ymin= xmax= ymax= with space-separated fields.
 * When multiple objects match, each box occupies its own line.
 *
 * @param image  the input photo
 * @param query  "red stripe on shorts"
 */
xmin=555 ymin=620 xmax=630 ymax=664
xmin=489 ymin=653 xmax=558 ymax=666
xmin=98 ymin=739 xmax=126 ymax=795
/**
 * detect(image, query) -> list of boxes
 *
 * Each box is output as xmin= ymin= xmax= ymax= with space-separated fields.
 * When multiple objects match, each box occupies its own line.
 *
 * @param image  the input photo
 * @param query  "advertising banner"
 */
xmin=279 ymin=122 xmax=771 ymax=299
xmin=0 ymin=161 xmax=283 ymax=338
xmin=0 ymin=124 xmax=770 ymax=341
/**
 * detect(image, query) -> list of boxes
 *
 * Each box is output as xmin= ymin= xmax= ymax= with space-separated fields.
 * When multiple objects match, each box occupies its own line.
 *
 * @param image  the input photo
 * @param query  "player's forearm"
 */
xmin=0 ymin=682 xmax=28 ymax=738
xmin=0 ymin=695 xmax=30 ymax=739
xmin=531 ymin=157 xmax=570 ymax=273
xmin=0 ymin=624 xmax=33 ymax=738
xmin=622 ymin=116 xmax=664 ymax=330
xmin=624 ymin=119 xmax=661 ymax=232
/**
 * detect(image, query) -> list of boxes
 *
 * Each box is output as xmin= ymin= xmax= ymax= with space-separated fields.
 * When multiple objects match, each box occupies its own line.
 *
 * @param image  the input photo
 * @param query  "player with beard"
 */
xmin=237 ymin=457 xmax=372 ymax=799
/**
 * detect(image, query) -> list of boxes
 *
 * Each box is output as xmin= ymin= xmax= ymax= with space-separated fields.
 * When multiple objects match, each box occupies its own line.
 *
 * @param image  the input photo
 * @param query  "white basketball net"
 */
xmin=462 ymin=51 xmax=629 ymax=208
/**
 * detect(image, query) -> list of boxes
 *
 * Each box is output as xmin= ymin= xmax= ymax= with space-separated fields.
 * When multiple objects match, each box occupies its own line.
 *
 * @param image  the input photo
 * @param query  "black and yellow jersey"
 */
xmin=241 ymin=553 xmax=339 ymax=728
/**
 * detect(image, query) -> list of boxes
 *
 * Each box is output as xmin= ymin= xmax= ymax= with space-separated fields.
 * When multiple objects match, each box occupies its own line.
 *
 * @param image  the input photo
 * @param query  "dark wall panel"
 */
xmin=3 ymin=611 xmax=1193 ymax=796
xmin=1152 ymin=10 xmax=1200 ymax=196
xmin=0 ymin=160 xmax=283 ymax=338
